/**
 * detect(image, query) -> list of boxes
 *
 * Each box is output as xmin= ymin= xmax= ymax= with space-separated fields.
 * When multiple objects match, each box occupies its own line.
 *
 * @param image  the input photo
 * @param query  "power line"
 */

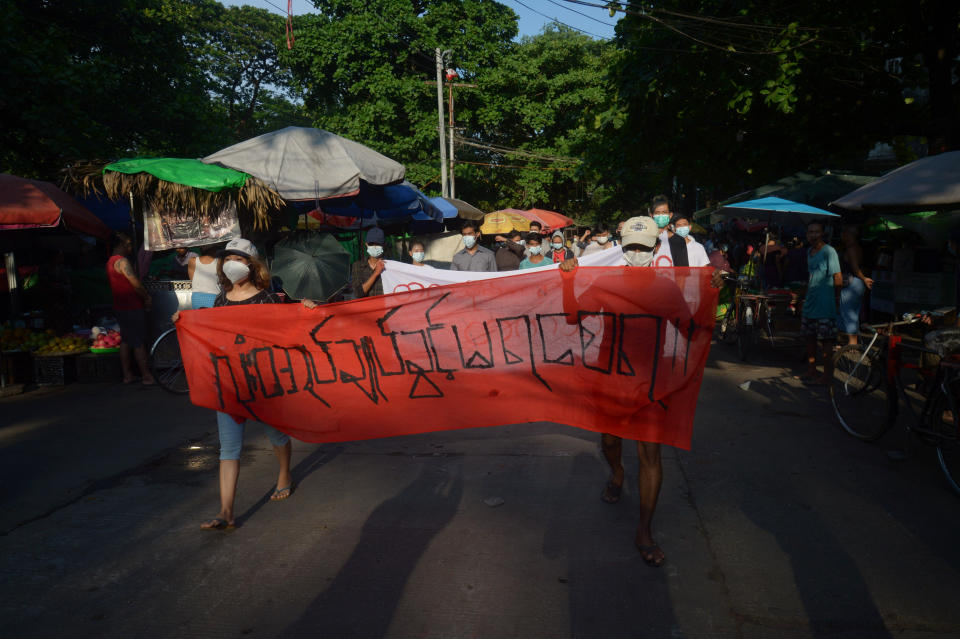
xmin=457 ymin=161 xmax=577 ymax=172
xmin=557 ymin=0 xmax=819 ymax=54
xmin=506 ymin=0 xmax=609 ymax=40
xmin=454 ymin=137 xmax=581 ymax=163
xmin=544 ymin=0 xmax=617 ymax=28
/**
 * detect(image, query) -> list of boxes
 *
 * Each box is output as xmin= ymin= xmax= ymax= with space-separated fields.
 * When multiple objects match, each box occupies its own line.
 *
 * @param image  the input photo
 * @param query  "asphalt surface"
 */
xmin=2 ymin=340 xmax=959 ymax=638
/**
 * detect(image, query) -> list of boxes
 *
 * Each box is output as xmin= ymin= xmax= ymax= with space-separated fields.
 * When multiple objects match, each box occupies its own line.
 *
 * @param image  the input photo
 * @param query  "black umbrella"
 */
xmin=271 ymin=232 xmax=351 ymax=302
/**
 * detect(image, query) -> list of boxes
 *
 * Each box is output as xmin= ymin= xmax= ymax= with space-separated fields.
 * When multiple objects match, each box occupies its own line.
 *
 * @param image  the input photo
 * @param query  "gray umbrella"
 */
xmin=832 ymin=151 xmax=960 ymax=212
xmin=271 ymin=232 xmax=352 ymax=302
xmin=202 ymin=127 xmax=405 ymax=201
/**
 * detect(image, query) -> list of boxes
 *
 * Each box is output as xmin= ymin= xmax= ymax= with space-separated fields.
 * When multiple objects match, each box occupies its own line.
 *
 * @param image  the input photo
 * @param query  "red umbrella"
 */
xmin=525 ymin=208 xmax=575 ymax=231
xmin=0 ymin=174 xmax=111 ymax=239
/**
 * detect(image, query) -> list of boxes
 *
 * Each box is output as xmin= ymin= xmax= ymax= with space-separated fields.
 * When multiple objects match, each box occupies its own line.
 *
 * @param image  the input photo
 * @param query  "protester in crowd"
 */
xmin=545 ymin=230 xmax=574 ymax=264
xmin=528 ymin=220 xmax=543 ymax=236
xmin=519 ymin=233 xmax=548 ymax=269
xmin=799 ymin=221 xmax=842 ymax=385
xmin=451 ymin=220 xmax=497 ymax=271
xmin=839 ymin=225 xmax=873 ymax=345
xmin=650 ymin=195 xmax=675 ymax=266
xmin=580 ymin=226 xmax=615 ymax=257
xmin=106 ymin=232 xmax=155 ymax=386
xmin=187 ymin=244 xmax=221 ymax=309
xmin=172 ymin=247 xmax=199 ymax=279
xmin=494 ymin=230 xmax=525 ymax=271
xmin=782 ymin=236 xmax=808 ymax=284
xmin=172 ymin=238 xmax=293 ymax=530
xmin=351 ymin=227 xmax=387 ymax=297
xmin=708 ymin=242 xmax=733 ymax=273
xmin=559 ymin=216 xmax=723 ymax=567
xmin=409 ymin=240 xmax=433 ymax=268
xmin=760 ymin=232 xmax=788 ymax=288
xmin=667 ymin=216 xmax=711 ymax=267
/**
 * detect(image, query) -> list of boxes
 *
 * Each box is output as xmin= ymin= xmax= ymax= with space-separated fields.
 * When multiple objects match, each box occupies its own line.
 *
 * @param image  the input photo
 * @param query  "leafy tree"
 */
xmin=602 ymin=0 xmax=953 ymax=213
xmin=193 ymin=3 xmax=308 ymax=141
xmin=0 ymin=0 xmax=224 ymax=177
xmin=281 ymin=0 xmax=518 ymax=188
xmin=462 ymin=25 xmax=619 ymax=222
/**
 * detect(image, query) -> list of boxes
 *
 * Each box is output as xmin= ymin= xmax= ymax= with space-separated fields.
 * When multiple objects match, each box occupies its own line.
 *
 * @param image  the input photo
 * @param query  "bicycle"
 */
xmin=149 ymin=324 xmax=189 ymax=394
xmin=830 ymin=313 xmax=960 ymax=496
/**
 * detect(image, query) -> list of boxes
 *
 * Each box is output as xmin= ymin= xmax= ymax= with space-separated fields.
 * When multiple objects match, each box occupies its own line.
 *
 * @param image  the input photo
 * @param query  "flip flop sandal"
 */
xmin=636 ymin=542 xmax=665 ymax=567
xmin=600 ymin=480 xmax=622 ymax=504
xmin=271 ymin=485 xmax=293 ymax=501
xmin=201 ymin=517 xmax=235 ymax=531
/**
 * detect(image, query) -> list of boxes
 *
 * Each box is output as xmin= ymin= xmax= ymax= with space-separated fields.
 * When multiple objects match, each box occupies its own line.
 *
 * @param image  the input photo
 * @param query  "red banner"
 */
xmin=176 ymin=267 xmax=718 ymax=449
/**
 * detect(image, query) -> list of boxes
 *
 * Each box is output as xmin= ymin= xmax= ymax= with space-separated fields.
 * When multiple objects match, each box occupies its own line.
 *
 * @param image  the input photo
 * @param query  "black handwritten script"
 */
xmin=177 ymin=268 xmax=718 ymax=447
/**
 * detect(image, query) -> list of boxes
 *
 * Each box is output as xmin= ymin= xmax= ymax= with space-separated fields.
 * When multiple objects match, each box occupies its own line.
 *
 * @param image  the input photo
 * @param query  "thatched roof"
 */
xmin=62 ymin=160 xmax=286 ymax=230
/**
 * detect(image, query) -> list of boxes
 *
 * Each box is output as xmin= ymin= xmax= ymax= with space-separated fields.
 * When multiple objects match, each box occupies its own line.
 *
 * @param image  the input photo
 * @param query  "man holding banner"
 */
xmin=561 ymin=216 xmax=721 ymax=567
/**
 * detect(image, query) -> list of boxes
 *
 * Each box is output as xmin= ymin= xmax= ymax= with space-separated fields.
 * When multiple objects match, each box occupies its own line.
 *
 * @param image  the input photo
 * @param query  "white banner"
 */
xmin=381 ymin=247 xmax=626 ymax=294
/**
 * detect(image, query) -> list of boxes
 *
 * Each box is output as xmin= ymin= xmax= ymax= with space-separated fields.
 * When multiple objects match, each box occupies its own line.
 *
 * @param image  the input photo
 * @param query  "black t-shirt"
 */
xmin=214 ymin=289 xmax=279 ymax=307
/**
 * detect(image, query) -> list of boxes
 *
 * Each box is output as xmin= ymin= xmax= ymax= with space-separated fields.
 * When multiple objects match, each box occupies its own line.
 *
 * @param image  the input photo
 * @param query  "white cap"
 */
xmin=620 ymin=216 xmax=659 ymax=248
xmin=218 ymin=237 xmax=258 ymax=258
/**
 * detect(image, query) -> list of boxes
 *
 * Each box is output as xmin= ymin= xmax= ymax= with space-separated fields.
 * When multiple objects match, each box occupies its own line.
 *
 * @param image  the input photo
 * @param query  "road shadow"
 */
xmin=542 ymin=452 xmax=680 ymax=638
xmin=278 ymin=458 xmax=463 ymax=638
xmin=739 ymin=481 xmax=893 ymax=638
xmin=234 ymin=443 xmax=343 ymax=527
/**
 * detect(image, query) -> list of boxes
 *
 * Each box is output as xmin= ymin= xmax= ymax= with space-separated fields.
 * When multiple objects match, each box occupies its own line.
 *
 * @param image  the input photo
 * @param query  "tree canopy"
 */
xmin=2 ymin=0 xmax=957 ymax=223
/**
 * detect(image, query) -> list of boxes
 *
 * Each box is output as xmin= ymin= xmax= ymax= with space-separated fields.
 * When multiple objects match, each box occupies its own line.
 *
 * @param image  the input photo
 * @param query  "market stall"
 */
xmin=0 ymin=173 xmax=115 ymax=389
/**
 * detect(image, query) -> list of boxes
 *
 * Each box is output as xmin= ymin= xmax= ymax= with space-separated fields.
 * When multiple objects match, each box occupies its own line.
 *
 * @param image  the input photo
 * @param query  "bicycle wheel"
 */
xmin=150 ymin=328 xmax=189 ymax=394
xmin=718 ymin=304 xmax=738 ymax=344
xmin=930 ymin=376 xmax=960 ymax=496
xmin=736 ymin=300 xmax=756 ymax=361
xmin=830 ymin=344 xmax=892 ymax=441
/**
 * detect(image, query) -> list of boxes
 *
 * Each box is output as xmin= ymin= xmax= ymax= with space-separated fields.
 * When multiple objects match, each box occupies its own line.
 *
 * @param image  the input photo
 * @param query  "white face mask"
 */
xmin=529 ymin=246 xmax=542 ymax=255
xmin=411 ymin=251 xmax=425 ymax=263
xmin=596 ymin=235 xmax=609 ymax=244
xmin=367 ymin=245 xmax=384 ymax=258
xmin=463 ymin=235 xmax=477 ymax=249
xmin=623 ymin=249 xmax=654 ymax=268
xmin=222 ymin=260 xmax=250 ymax=283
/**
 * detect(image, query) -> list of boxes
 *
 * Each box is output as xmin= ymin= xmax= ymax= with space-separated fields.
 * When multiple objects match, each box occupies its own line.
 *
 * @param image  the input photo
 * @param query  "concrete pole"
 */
xmin=448 ymin=81 xmax=455 ymax=199
xmin=435 ymin=48 xmax=449 ymax=197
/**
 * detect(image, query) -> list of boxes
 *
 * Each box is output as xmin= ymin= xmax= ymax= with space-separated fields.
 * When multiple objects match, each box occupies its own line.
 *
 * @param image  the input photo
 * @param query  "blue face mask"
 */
xmin=675 ymin=226 xmax=690 ymax=238
xmin=463 ymin=235 xmax=477 ymax=249
xmin=653 ymin=214 xmax=670 ymax=228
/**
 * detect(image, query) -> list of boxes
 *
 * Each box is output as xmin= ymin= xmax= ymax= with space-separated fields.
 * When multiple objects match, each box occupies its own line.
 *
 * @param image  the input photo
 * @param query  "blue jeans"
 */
xmin=192 ymin=292 xmax=218 ymax=309
xmin=839 ymin=276 xmax=866 ymax=334
xmin=216 ymin=411 xmax=291 ymax=461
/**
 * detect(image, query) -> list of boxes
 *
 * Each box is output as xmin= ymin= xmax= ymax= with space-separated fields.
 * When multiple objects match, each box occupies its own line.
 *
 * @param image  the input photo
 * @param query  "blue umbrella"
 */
xmin=720 ymin=196 xmax=841 ymax=226
xmin=409 ymin=196 xmax=458 ymax=234
xmin=320 ymin=181 xmax=443 ymax=223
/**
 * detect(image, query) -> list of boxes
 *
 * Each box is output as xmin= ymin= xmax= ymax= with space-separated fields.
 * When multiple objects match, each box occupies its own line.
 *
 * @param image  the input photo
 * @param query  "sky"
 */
xmin=223 ymin=0 xmax=620 ymax=40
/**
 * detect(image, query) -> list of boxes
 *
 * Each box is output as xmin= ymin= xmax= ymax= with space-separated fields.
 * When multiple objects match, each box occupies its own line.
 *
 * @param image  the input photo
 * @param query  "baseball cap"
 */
xmin=366 ymin=227 xmax=385 ymax=244
xmin=620 ymin=216 xmax=659 ymax=248
xmin=218 ymin=238 xmax=258 ymax=259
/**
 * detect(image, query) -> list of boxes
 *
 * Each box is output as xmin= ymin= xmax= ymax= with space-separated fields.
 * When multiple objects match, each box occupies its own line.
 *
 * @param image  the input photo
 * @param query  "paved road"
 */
xmin=2 ymin=342 xmax=959 ymax=638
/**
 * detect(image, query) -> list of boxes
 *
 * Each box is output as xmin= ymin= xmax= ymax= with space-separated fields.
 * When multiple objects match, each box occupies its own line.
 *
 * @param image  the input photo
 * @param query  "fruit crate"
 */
xmin=76 ymin=352 xmax=122 ymax=383
xmin=32 ymin=353 xmax=78 ymax=386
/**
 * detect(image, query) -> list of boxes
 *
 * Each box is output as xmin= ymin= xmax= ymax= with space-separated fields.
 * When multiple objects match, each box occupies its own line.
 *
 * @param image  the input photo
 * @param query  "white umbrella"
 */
xmin=832 ymin=151 xmax=960 ymax=212
xmin=202 ymin=127 xmax=405 ymax=201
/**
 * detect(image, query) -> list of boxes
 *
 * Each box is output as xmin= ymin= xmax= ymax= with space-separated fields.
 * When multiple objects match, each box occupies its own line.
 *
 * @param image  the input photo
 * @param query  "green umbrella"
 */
xmin=271 ymin=232 xmax=351 ymax=302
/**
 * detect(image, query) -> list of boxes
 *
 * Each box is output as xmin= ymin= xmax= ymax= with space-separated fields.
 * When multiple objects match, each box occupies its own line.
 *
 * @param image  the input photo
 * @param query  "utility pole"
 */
xmin=435 ymin=48 xmax=450 ymax=197
xmin=446 ymin=78 xmax=477 ymax=200
xmin=448 ymin=81 xmax=455 ymax=199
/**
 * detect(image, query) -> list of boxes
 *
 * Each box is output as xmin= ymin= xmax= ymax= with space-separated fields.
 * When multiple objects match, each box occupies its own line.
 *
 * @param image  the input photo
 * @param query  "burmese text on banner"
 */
xmin=176 ymin=266 xmax=718 ymax=449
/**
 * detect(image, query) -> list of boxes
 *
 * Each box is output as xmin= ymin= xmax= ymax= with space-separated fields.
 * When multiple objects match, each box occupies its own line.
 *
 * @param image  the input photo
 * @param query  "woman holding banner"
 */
xmin=173 ymin=238 xmax=294 ymax=530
